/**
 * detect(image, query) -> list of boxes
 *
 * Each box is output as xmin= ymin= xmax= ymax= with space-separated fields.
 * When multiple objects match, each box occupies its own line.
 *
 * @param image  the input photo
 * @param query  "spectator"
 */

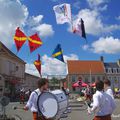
xmin=104 ymin=79 xmax=114 ymax=99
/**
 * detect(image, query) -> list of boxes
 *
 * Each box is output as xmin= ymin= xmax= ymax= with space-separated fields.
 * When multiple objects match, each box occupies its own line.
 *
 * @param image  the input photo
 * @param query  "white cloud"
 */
xmin=51 ymin=0 xmax=58 ymax=2
xmin=91 ymin=36 xmax=120 ymax=54
xmin=116 ymin=16 xmax=120 ymax=20
xmin=73 ymin=9 xmax=120 ymax=36
xmin=73 ymin=1 xmax=81 ymax=9
xmin=0 ymin=0 xmax=28 ymax=48
xmin=26 ymin=15 xmax=43 ymax=27
xmin=87 ymin=0 xmax=109 ymax=8
xmin=32 ymin=24 xmax=54 ymax=37
xmin=42 ymin=54 xmax=79 ymax=75
xmin=25 ymin=54 xmax=79 ymax=76
xmin=0 ymin=0 xmax=54 ymax=48
xmin=27 ymin=15 xmax=54 ymax=38
xmin=25 ymin=64 xmax=39 ymax=77
xmin=98 ymin=5 xmax=108 ymax=11
xmin=82 ymin=45 xmax=89 ymax=50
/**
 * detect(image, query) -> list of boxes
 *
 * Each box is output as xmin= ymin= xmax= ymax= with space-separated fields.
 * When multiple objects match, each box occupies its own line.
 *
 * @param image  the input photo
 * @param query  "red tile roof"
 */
xmin=67 ymin=60 xmax=105 ymax=74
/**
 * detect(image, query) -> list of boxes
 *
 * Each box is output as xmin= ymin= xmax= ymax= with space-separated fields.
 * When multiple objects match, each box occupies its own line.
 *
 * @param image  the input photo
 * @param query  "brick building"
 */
xmin=67 ymin=60 xmax=105 ymax=91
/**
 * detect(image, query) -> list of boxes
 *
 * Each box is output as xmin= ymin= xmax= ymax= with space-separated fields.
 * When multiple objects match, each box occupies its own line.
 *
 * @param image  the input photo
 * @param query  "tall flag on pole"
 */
xmin=73 ymin=18 xmax=86 ymax=39
xmin=53 ymin=3 xmax=72 ymax=24
xmin=34 ymin=54 xmax=41 ymax=77
xmin=14 ymin=27 xmax=27 ymax=52
xmin=28 ymin=33 xmax=43 ymax=53
xmin=52 ymin=44 xmax=64 ymax=63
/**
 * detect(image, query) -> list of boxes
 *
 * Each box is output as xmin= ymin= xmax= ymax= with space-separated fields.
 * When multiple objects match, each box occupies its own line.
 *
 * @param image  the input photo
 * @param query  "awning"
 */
xmin=90 ymin=82 xmax=96 ymax=87
xmin=72 ymin=81 xmax=88 ymax=88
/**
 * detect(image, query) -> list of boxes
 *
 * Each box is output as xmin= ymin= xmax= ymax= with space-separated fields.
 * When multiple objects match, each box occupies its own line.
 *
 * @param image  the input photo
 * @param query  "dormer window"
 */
xmin=107 ymin=68 xmax=112 ymax=73
xmin=105 ymin=68 xmax=108 ymax=73
xmin=117 ymin=68 xmax=120 ymax=73
xmin=113 ymin=68 xmax=117 ymax=73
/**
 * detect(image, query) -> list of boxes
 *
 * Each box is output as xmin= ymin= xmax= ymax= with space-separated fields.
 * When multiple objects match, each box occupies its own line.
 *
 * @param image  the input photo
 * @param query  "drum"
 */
xmin=37 ymin=90 xmax=68 ymax=119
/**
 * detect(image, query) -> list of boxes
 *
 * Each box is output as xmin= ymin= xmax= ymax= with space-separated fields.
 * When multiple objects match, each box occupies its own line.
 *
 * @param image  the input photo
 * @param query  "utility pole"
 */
xmin=90 ymin=69 xmax=92 ymax=83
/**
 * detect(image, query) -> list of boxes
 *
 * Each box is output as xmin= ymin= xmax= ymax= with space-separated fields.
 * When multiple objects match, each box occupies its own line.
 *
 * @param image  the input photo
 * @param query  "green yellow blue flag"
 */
xmin=52 ymin=44 xmax=64 ymax=63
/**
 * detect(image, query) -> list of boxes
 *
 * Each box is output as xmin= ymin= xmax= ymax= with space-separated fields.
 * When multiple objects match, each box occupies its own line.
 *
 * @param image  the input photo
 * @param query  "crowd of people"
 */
xmin=19 ymin=89 xmax=31 ymax=104
xmin=20 ymin=77 xmax=117 ymax=120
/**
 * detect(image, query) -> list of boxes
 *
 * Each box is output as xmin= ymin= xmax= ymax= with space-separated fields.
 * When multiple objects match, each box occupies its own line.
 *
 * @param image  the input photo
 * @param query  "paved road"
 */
xmin=1 ymin=99 xmax=120 ymax=120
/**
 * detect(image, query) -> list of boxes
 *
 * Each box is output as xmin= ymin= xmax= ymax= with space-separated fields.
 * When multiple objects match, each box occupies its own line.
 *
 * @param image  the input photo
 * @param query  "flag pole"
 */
xmin=40 ymin=74 xmax=42 ymax=78
xmin=89 ymin=69 xmax=92 ymax=84
xmin=69 ymin=4 xmax=73 ymax=32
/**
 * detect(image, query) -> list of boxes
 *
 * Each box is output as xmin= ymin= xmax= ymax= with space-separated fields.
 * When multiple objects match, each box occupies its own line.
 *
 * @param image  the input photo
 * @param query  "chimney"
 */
xmin=117 ymin=59 xmax=120 ymax=67
xmin=100 ymin=56 xmax=104 ymax=62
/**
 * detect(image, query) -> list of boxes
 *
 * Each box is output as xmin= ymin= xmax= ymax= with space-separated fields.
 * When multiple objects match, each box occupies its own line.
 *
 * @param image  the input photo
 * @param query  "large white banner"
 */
xmin=53 ymin=3 xmax=72 ymax=24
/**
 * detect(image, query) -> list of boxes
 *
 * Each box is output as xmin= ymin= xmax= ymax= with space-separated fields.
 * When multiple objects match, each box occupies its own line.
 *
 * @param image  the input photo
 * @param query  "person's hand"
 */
xmin=87 ymin=107 xmax=92 ymax=115
xmin=23 ymin=106 xmax=29 ymax=111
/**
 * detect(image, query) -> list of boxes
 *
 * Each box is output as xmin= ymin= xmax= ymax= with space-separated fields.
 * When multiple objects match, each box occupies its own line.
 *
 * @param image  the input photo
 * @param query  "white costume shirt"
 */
xmin=26 ymin=88 xmax=41 ymax=112
xmin=105 ymin=87 xmax=114 ymax=99
xmin=89 ymin=91 xmax=116 ymax=116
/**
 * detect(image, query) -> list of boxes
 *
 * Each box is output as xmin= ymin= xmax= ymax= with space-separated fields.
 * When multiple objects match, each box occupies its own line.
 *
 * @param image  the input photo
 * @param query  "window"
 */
xmin=71 ymin=75 xmax=76 ymax=83
xmin=102 ymin=76 xmax=105 ymax=80
xmin=113 ymin=68 xmax=117 ymax=73
xmin=85 ymin=77 xmax=88 ymax=83
xmin=97 ymin=76 xmax=101 ymax=81
xmin=0 ymin=88 xmax=3 ymax=91
xmin=92 ymin=76 xmax=95 ymax=82
xmin=117 ymin=68 xmax=120 ymax=73
xmin=105 ymin=68 xmax=108 ymax=73
xmin=5 ymin=81 xmax=9 ymax=88
xmin=107 ymin=68 xmax=112 ymax=73
xmin=108 ymin=77 xmax=111 ymax=80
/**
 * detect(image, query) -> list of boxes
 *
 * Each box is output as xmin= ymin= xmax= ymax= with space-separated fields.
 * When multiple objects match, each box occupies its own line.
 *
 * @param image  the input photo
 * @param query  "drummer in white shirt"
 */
xmin=24 ymin=78 xmax=50 ymax=120
xmin=104 ymin=79 xmax=114 ymax=99
xmin=88 ymin=80 xmax=116 ymax=120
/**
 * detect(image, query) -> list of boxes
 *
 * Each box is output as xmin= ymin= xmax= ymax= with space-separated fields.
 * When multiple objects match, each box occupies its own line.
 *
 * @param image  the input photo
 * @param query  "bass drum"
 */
xmin=37 ymin=90 xmax=68 ymax=119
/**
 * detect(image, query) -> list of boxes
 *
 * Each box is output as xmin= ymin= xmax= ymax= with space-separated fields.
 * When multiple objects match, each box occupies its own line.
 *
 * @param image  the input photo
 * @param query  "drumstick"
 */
xmin=12 ymin=106 xmax=24 ymax=110
xmin=85 ymin=101 xmax=92 ymax=108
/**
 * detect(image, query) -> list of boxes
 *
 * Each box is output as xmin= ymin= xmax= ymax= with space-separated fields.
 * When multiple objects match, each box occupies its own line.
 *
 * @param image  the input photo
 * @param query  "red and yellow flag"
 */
xmin=28 ymin=33 xmax=43 ymax=53
xmin=34 ymin=54 xmax=41 ymax=77
xmin=14 ymin=27 xmax=27 ymax=52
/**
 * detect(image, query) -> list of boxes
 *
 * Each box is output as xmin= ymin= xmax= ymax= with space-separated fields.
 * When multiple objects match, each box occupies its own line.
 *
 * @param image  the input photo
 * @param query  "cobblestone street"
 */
xmin=1 ymin=99 xmax=119 ymax=120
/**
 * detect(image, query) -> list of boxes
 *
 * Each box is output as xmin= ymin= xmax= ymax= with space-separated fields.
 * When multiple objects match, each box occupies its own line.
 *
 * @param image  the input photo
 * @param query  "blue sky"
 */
xmin=0 ymin=0 xmax=120 ymax=75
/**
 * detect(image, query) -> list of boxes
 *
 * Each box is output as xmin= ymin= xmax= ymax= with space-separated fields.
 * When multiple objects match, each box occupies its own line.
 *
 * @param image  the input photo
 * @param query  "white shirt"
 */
xmin=105 ymin=87 xmax=114 ymax=99
xmin=88 ymin=91 xmax=116 ymax=116
xmin=26 ymin=88 xmax=41 ymax=112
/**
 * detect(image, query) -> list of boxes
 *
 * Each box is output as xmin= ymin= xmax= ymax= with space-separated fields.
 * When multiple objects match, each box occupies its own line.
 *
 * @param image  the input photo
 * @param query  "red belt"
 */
xmin=94 ymin=114 xmax=111 ymax=120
